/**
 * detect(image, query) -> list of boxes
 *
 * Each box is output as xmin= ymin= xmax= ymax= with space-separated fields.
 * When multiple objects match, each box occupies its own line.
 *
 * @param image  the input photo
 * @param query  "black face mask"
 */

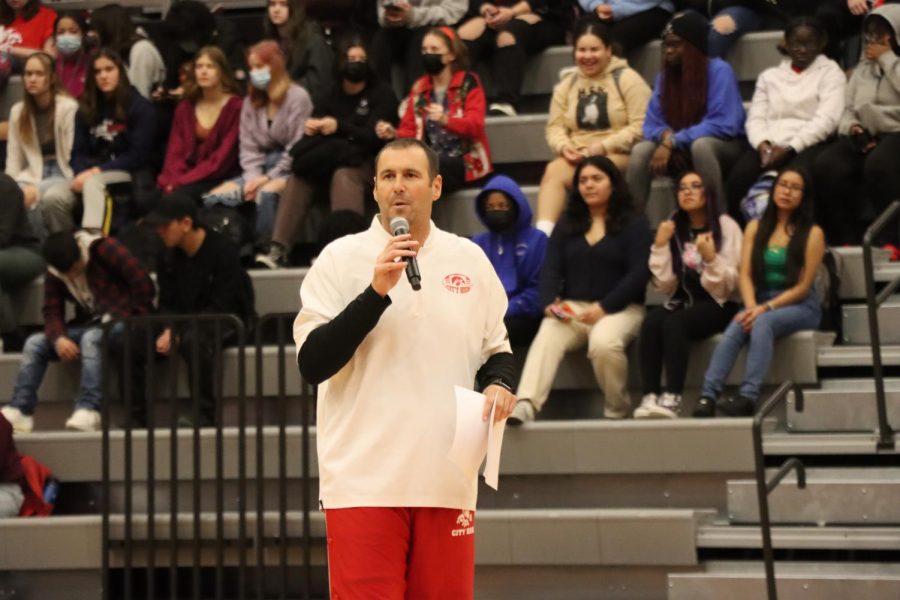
xmin=342 ymin=61 xmax=368 ymax=83
xmin=484 ymin=209 xmax=516 ymax=232
xmin=421 ymin=53 xmax=445 ymax=76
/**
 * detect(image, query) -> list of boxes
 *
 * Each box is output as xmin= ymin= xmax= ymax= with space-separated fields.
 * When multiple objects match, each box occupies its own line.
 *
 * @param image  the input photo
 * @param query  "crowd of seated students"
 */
xmin=1 ymin=1 xmax=900 ymax=433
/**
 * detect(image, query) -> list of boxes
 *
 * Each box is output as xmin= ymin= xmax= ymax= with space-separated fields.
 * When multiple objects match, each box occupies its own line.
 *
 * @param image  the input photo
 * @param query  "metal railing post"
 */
xmin=753 ymin=382 xmax=808 ymax=600
xmin=862 ymin=199 xmax=900 ymax=450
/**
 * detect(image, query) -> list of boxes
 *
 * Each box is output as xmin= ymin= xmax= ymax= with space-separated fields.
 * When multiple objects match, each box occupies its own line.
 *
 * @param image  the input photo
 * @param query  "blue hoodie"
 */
xmin=472 ymin=176 xmax=547 ymax=319
xmin=643 ymin=58 xmax=745 ymax=148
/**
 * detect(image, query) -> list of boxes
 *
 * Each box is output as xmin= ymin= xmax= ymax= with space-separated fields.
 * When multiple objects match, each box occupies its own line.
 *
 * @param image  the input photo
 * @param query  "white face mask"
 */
xmin=56 ymin=33 xmax=83 ymax=56
xmin=249 ymin=67 xmax=272 ymax=90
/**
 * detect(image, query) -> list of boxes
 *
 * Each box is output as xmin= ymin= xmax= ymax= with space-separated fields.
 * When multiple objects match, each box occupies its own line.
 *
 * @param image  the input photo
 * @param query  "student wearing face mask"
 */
xmin=376 ymin=26 xmax=491 ymax=195
xmin=52 ymin=11 xmax=90 ymax=98
xmin=472 ymin=174 xmax=547 ymax=346
xmin=257 ymin=35 xmax=397 ymax=269
xmin=203 ymin=41 xmax=312 ymax=245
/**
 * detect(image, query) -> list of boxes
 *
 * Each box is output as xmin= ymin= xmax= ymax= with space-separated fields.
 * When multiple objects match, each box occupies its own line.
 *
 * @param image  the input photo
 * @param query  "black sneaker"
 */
xmin=715 ymin=395 xmax=755 ymax=417
xmin=692 ymin=396 xmax=716 ymax=418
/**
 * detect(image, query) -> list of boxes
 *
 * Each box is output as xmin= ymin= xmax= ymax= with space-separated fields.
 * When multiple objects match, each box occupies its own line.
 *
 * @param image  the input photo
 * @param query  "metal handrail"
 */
xmin=753 ymin=381 xmax=808 ymax=600
xmin=101 ymin=313 xmax=246 ymax=600
xmin=862 ymin=199 xmax=900 ymax=450
xmin=254 ymin=312 xmax=314 ymax=600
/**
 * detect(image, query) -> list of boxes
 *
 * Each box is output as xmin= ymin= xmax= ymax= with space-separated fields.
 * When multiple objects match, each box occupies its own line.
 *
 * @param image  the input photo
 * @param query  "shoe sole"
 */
xmin=644 ymin=406 xmax=678 ymax=419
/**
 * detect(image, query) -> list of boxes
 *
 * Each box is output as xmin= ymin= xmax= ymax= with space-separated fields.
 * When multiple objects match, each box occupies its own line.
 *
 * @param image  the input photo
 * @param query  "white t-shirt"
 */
xmin=294 ymin=217 xmax=511 ymax=510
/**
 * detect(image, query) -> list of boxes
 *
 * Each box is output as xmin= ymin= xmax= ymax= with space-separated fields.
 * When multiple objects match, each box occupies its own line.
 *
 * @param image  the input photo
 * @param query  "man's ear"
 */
xmin=431 ymin=173 xmax=443 ymax=202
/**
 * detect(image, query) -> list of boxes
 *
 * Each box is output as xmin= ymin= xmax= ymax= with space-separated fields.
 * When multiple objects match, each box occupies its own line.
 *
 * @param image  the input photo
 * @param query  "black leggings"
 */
xmin=813 ymin=133 xmax=900 ymax=246
xmin=464 ymin=16 xmax=565 ymax=106
xmin=639 ymin=300 xmax=739 ymax=396
xmin=609 ymin=8 xmax=672 ymax=55
xmin=372 ymin=26 xmax=431 ymax=93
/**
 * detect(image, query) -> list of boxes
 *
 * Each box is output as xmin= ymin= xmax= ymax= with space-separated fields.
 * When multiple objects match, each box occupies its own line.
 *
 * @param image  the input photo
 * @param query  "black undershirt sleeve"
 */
xmin=475 ymin=351 xmax=519 ymax=393
xmin=298 ymin=285 xmax=392 ymax=385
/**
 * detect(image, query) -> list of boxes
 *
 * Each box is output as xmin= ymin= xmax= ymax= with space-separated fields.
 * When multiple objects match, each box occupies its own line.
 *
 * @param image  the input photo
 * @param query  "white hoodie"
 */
xmin=745 ymin=54 xmax=846 ymax=152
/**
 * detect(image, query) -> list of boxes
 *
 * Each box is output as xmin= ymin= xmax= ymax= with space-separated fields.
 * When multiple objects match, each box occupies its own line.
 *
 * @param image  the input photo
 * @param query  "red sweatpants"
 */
xmin=324 ymin=507 xmax=476 ymax=600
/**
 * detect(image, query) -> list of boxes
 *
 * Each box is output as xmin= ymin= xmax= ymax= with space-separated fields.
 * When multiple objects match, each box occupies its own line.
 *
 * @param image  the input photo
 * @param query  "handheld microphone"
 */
xmin=389 ymin=216 xmax=422 ymax=291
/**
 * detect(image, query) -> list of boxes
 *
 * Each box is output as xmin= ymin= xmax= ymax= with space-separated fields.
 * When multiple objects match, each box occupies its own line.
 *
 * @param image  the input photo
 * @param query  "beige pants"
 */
xmin=517 ymin=302 xmax=645 ymax=418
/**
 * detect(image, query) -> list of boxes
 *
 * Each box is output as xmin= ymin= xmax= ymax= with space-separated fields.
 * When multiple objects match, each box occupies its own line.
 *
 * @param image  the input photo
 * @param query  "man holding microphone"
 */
xmin=293 ymin=138 xmax=517 ymax=598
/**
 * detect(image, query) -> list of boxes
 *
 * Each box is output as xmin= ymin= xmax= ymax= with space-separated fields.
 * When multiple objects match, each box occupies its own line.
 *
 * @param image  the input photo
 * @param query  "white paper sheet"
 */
xmin=448 ymin=386 xmax=507 ymax=490
xmin=483 ymin=402 xmax=507 ymax=490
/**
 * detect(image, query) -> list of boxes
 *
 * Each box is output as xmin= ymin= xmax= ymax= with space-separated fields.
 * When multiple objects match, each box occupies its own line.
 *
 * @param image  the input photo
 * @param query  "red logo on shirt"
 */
xmin=443 ymin=274 xmax=472 ymax=294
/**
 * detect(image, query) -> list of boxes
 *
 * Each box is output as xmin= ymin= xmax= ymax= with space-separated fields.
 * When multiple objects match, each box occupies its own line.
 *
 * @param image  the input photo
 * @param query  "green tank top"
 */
xmin=764 ymin=246 xmax=788 ymax=290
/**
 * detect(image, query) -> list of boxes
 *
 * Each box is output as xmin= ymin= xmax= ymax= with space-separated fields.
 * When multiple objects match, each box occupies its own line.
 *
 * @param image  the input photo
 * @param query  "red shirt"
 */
xmin=7 ymin=5 xmax=56 ymax=50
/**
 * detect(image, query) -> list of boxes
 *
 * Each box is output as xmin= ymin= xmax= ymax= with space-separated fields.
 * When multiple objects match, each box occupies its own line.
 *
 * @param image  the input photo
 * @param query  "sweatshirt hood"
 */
xmin=475 ymin=175 xmax=533 ymax=232
xmin=869 ymin=5 xmax=900 ymax=46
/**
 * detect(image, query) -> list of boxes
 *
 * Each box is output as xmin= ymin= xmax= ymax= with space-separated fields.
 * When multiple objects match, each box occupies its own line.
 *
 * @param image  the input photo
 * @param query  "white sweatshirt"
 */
xmin=294 ymin=218 xmax=510 ymax=511
xmin=745 ymin=55 xmax=846 ymax=152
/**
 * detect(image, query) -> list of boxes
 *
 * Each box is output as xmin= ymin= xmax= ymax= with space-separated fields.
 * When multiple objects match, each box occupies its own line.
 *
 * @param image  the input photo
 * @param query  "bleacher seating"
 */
xmin=3 ymin=21 xmax=900 ymax=600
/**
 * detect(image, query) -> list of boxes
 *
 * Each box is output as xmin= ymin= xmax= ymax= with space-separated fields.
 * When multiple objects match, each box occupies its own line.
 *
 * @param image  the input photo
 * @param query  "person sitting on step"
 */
xmin=697 ymin=167 xmax=823 ymax=417
xmin=635 ymin=170 xmax=742 ymax=420
xmin=0 ymin=229 xmax=154 ymax=433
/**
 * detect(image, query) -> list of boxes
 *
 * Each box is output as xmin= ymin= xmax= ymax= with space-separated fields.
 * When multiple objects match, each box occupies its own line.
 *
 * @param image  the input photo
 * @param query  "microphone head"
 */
xmin=389 ymin=216 xmax=410 ymax=236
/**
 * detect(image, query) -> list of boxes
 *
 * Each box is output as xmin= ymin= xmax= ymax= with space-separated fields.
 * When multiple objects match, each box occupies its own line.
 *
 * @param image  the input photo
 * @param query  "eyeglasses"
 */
xmin=677 ymin=182 xmax=704 ymax=192
xmin=776 ymin=180 xmax=804 ymax=193
xmin=864 ymin=33 xmax=887 ymax=45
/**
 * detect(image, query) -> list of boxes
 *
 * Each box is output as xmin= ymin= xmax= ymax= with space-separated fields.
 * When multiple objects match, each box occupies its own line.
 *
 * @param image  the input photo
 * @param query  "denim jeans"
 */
xmin=202 ymin=151 xmax=285 ymax=239
xmin=700 ymin=290 xmax=821 ymax=403
xmin=708 ymin=6 xmax=764 ymax=58
xmin=8 ymin=324 xmax=120 ymax=415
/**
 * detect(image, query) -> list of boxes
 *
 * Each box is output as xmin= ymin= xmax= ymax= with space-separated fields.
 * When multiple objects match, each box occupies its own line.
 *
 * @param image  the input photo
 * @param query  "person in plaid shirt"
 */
xmin=0 ymin=230 xmax=154 ymax=433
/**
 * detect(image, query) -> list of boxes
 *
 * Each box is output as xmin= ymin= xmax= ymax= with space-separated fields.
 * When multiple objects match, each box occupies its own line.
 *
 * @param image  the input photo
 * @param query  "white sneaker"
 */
xmin=647 ymin=393 xmax=682 ymax=419
xmin=488 ymin=102 xmax=517 ymax=117
xmin=633 ymin=394 xmax=658 ymax=419
xmin=507 ymin=399 xmax=535 ymax=426
xmin=65 ymin=408 xmax=101 ymax=432
xmin=1 ymin=406 xmax=33 ymax=433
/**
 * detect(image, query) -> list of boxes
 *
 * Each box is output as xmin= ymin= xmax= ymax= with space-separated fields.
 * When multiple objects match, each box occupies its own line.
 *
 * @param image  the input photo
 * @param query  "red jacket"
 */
xmin=397 ymin=70 xmax=492 ymax=182
xmin=157 ymin=95 xmax=243 ymax=191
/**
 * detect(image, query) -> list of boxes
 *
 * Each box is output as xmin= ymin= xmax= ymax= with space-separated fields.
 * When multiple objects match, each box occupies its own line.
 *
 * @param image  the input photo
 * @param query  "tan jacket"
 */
xmin=6 ymin=94 xmax=77 ymax=186
xmin=545 ymin=56 xmax=651 ymax=157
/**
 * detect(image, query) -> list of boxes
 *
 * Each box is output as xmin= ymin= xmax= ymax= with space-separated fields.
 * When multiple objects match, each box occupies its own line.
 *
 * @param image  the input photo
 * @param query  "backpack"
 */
xmin=740 ymin=171 xmax=778 ymax=223
xmin=198 ymin=204 xmax=256 ymax=265
xmin=814 ymin=248 xmax=843 ymax=340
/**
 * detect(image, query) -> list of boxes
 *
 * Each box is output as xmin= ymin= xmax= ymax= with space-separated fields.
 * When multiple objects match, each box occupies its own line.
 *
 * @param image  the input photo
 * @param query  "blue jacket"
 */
xmin=579 ymin=0 xmax=674 ymax=20
xmin=472 ymin=175 xmax=547 ymax=319
xmin=643 ymin=58 xmax=745 ymax=148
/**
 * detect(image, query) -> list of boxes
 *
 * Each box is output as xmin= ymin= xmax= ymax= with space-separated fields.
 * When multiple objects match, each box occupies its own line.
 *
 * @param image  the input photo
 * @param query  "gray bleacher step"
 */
xmin=834 ymin=247 xmax=891 ymax=300
xmin=842 ymin=296 xmax=900 ymax=344
xmin=876 ymin=261 xmax=900 ymax=283
xmin=668 ymin=561 xmax=900 ymax=600
xmin=486 ymin=114 xmax=553 ymax=164
xmin=697 ymin=522 xmax=900 ymax=551
xmin=0 ymin=508 xmax=713 ymax=571
xmin=15 ymin=419 xmax=755 ymax=485
xmin=0 ymin=329 xmax=826 ymax=424
xmin=817 ymin=344 xmax=900 ymax=367
xmin=764 ymin=431 xmax=900 ymax=456
xmin=726 ymin=468 xmax=900 ymax=525
xmin=787 ymin=378 xmax=900 ymax=433
xmin=14 ymin=426 xmax=318 ymax=483
xmin=10 ymin=267 xmax=308 ymax=328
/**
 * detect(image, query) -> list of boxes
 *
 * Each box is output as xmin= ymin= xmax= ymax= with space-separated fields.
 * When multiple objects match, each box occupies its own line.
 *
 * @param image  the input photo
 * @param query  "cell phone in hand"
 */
xmin=550 ymin=304 xmax=574 ymax=321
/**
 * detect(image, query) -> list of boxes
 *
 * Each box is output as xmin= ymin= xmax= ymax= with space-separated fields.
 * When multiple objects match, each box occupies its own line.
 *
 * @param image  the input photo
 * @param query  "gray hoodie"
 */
xmin=840 ymin=5 xmax=900 ymax=135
